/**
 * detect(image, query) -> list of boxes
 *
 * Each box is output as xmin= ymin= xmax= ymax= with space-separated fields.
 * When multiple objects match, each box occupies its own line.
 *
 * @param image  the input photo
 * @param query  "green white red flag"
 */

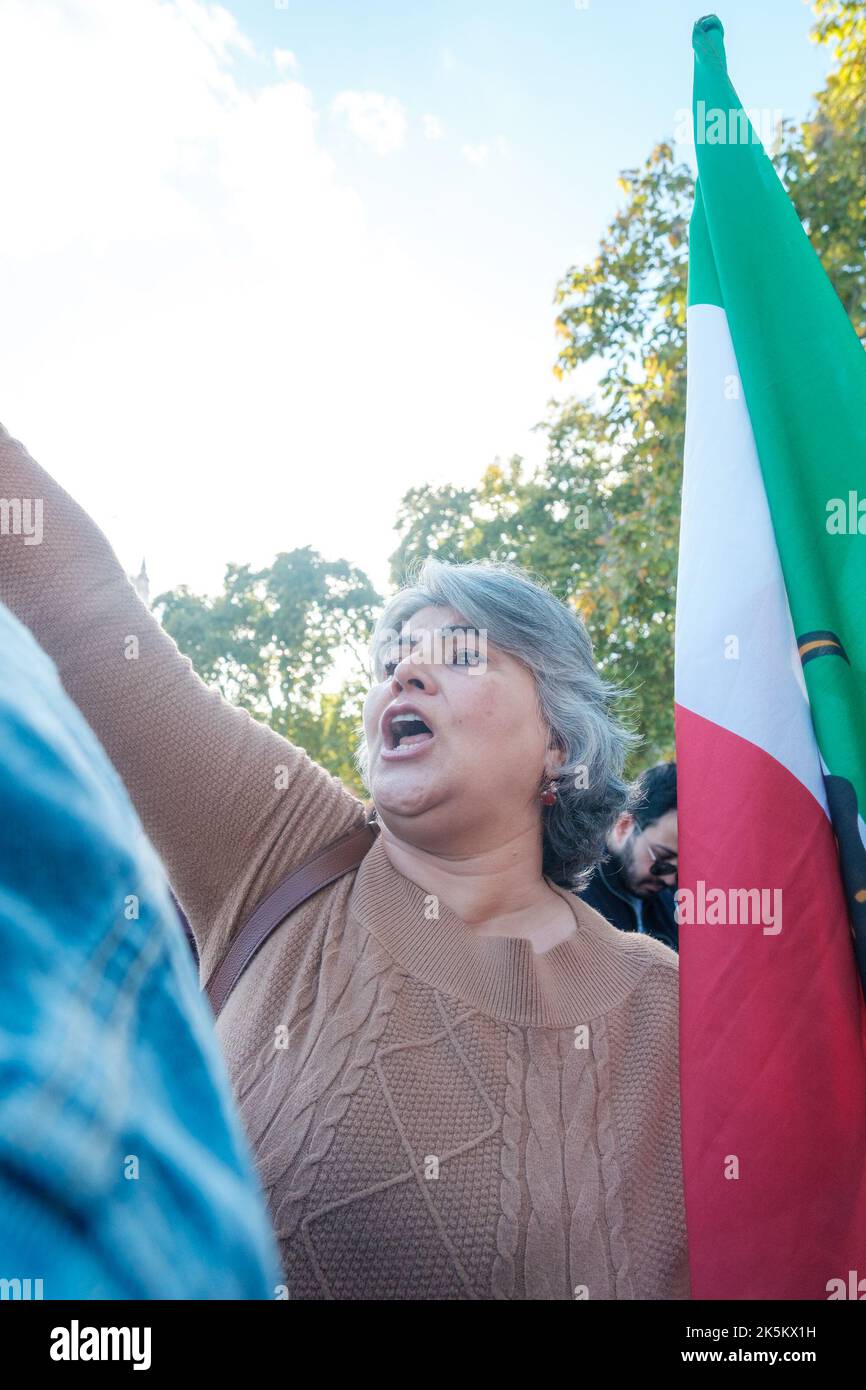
xmin=676 ymin=14 xmax=866 ymax=1300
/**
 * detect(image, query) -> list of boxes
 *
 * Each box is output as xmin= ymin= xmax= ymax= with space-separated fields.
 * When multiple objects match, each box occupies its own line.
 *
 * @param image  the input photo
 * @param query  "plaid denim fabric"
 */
xmin=0 ymin=602 xmax=279 ymax=1299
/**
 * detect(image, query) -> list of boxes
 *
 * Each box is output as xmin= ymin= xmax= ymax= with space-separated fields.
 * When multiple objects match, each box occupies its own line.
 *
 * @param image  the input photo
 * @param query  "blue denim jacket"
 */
xmin=0 ymin=601 xmax=279 ymax=1298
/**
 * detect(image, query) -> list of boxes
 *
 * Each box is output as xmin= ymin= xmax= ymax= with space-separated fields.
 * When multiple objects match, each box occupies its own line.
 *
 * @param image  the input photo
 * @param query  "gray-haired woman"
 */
xmin=0 ymin=420 xmax=689 ymax=1301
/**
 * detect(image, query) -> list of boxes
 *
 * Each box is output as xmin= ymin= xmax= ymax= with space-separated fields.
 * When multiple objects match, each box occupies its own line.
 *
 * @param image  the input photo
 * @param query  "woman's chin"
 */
xmin=371 ymin=769 xmax=443 ymax=819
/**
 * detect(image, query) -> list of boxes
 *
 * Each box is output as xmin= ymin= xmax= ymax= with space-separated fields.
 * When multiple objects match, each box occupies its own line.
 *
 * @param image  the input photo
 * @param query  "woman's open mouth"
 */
xmin=380 ymin=710 xmax=436 ymax=760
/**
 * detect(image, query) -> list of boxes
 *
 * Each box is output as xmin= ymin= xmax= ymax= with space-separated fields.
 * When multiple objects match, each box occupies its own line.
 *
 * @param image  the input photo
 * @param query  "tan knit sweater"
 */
xmin=0 ymin=421 xmax=689 ymax=1300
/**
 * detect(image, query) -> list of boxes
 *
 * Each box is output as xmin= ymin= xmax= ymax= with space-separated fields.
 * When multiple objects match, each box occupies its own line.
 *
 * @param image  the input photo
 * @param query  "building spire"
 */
xmin=130 ymin=557 xmax=150 ymax=607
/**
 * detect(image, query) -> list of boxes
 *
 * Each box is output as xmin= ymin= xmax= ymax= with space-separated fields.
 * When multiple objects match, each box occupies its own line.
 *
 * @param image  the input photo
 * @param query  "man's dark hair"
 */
xmin=630 ymin=761 xmax=677 ymax=830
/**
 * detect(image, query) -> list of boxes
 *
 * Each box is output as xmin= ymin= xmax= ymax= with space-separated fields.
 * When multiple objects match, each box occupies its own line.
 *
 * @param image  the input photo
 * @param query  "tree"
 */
xmin=548 ymin=141 xmax=693 ymax=762
xmin=391 ymin=1 xmax=866 ymax=771
xmin=156 ymin=547 xmax=380 ymax=793
xmin=776 ymin=0 xmax=866 ymax=339
xmin=158 ymin=1 xmax=866 ymax=783
xmin=391 ymin=141 xmax=694 ymax=768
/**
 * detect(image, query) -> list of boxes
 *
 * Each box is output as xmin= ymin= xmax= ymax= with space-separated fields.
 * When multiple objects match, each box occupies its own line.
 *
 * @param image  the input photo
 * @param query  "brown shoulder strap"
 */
xmin=204 ymin=818 xmax=379 ymax=1019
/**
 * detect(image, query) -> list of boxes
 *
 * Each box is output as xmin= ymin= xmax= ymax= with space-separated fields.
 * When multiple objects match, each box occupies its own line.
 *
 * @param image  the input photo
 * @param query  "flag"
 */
xmin=675 ymin=14 xmax=866 ymax=1300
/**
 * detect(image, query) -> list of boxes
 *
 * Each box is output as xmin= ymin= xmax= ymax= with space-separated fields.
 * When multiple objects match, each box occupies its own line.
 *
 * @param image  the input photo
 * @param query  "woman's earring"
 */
xmin=540 ymin=781 xmax=559 ymax=806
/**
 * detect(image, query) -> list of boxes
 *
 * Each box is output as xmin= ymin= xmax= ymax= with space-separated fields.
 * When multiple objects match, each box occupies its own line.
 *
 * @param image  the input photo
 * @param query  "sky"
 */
xmin=0 ymin=0 xmax=830 ymax=602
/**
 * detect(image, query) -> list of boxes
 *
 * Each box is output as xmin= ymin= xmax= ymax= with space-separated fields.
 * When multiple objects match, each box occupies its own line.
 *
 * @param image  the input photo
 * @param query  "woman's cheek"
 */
xmin=362 ymin=690 xmax=383 ymax=739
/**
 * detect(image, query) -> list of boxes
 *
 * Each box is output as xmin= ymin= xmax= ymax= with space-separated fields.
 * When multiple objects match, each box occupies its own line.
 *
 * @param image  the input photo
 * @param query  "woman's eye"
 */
xmin=379 ymin=647 xmax=405 ymax=677
xmin=379 ymin=645 xmax=481 ymax=676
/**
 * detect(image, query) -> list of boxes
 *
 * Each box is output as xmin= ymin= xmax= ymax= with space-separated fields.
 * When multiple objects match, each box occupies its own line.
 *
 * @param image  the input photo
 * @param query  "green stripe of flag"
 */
xmin=687 ymin=185 xmax=722 ymax=310
xmin=689 ymin=15 xmax=866 ymax=890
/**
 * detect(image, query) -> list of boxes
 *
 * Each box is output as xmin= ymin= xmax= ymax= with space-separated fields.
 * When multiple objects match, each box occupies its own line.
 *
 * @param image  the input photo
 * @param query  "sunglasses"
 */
xmin=632 ymin=819 xmax=678 ymax=881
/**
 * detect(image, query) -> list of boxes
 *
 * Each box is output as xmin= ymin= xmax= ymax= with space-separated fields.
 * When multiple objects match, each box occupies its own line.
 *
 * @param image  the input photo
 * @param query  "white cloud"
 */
xmin=461 ymin=137 xmax=510 ymax=167
xmin=422 ymin=113 xmax=444 ymax=141
xmin=461 ymin=143 xmax=489 ymax=166
xmin=0 ymin=0 xmax=556 ymax=607
xmin=331 ymin=90 xmax=408 ymax=156
xmin=175 ymin=0 xmax=253 ymax=60
xmin=274 ymin=48 xmax=298 ymax=72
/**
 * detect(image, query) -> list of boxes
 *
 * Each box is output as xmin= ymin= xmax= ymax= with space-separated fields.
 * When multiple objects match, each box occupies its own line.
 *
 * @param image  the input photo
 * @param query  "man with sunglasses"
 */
xmin=579 ymin=762 xmax=679 ymax=952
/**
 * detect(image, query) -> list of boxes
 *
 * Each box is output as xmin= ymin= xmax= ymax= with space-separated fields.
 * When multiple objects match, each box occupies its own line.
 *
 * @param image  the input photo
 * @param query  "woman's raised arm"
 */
xmin=0 ymin=422 xmax=368 ymax=972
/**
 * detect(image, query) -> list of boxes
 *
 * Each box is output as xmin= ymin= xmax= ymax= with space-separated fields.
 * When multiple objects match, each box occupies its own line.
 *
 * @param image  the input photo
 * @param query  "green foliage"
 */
xmin=391 ymin=2 xmax=866 ymax=772
xmin=552 ymin=142 xmax=691 ymax=408
xmin=155 ymin=547 xmax=380 ymax=793
xmin=391 ymin=142 xmax=694 ymax=769
xmin=157 ymin=0 xmax=866 ymax=784
xmin=776 ymin=0 xmax=866 ymax=338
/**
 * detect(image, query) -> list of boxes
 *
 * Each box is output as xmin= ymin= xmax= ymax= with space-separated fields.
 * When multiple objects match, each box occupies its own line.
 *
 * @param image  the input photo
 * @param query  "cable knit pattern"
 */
xmin=220 ymin=842 xmax=689 ymax=1300
xmin=592 ymin=1016 xmax=636 ymax=1299
xmin=274 ymin=948 xmax=403 ymax=1239
xmin=492 ymin=1024 xmax=524 ymax=1299
xmin=562 ymin=1025 xmax=609 ymax=1297
xmin=524 ymin=1029 xmax=570 ymax=1298
xmin=0 ymin=419 xmax=690 ymax=1300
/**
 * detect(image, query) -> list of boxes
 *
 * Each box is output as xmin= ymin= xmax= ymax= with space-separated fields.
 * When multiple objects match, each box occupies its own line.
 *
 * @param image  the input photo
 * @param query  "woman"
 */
xmin=0 ymin=420 xmax=689 ymax=1300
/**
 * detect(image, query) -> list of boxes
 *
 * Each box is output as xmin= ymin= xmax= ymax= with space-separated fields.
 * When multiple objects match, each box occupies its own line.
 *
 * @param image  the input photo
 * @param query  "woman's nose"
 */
xmin=392 ymin=653 xmax=435 ymax=690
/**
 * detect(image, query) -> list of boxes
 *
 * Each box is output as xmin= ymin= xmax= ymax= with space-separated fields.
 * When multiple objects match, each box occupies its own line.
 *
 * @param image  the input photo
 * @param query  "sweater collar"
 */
xmin=349 ymin=835 xmax=653 ymax=1027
